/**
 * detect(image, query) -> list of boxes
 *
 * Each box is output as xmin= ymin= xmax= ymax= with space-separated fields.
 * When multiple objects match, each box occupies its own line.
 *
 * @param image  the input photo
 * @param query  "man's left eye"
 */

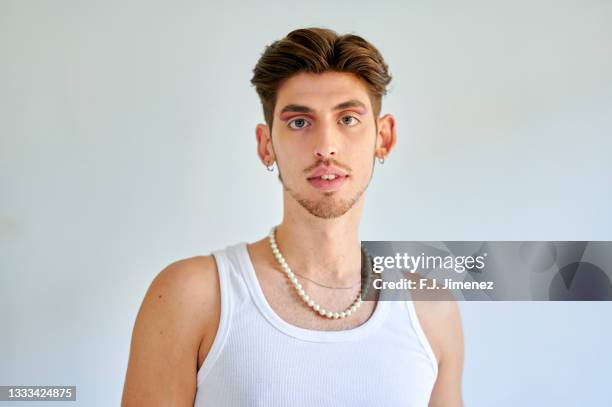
xmin=340 ymin=116 xmax=360 ymax=126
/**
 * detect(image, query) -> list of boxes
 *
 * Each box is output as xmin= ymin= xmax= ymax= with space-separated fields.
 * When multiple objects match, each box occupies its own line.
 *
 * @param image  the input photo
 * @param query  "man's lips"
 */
xmin=307 ymin=165 xmax=349 ymax=179
xmin=306 ymin=174 xmax=350 ymax=180
xmin=307 ymin=174 xmax=349 ymax=191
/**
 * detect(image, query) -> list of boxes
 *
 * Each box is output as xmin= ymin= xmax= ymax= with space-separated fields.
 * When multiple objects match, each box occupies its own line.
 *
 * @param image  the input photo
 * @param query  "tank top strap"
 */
xmin=195 ymin=244 xmax=236 ymax=384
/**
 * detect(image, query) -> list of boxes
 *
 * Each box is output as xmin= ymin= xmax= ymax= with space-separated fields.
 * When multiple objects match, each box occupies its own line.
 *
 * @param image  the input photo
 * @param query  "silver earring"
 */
xmin=266 ymin=162 xmax=275 ymax=172
xmin=377 ymin=156 xmax=385 ymax=164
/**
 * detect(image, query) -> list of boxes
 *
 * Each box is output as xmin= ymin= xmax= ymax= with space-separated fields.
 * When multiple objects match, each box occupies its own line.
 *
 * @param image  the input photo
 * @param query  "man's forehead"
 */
xmin=274 ymin=72 xmax=371 ymax=113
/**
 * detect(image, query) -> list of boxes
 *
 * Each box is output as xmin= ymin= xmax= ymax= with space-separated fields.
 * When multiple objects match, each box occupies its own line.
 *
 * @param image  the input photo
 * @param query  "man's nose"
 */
xmin=313 ymin=124 xmax=339 ymax=159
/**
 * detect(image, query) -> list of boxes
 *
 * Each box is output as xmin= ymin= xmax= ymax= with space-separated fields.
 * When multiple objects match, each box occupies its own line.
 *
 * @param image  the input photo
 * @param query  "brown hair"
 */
xmin=250 ymin=27 xmax=392 ymax=129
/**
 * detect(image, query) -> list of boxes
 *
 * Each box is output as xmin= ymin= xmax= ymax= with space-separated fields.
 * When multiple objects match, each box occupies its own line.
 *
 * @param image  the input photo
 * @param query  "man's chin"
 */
xmin=296 ymin=196 xmax=356 ymax=219
xmin=281 ymin=179 xmax=365 ymax=219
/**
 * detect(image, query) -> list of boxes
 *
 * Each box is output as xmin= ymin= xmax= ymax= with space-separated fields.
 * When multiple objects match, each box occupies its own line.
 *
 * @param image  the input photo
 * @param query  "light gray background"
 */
xmin=1 ymin=0 xmax=611 ymax=406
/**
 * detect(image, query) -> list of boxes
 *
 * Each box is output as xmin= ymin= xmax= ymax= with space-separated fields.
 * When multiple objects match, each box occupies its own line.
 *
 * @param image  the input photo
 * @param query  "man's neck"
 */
xmin=273 ymin=210 xmax=363 ymax=286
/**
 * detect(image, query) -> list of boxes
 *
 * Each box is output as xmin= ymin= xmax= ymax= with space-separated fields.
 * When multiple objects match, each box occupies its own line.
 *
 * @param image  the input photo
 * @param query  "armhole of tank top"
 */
xmin=196 ymin=249 xmax=232 ymax=387
xmin=405 ymin=299 xmax=439 ymax=378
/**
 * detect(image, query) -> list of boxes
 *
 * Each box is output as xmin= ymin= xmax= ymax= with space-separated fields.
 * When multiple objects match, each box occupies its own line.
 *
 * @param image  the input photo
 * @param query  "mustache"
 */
xmin=304 ymin=158 xmax=352 ymax=174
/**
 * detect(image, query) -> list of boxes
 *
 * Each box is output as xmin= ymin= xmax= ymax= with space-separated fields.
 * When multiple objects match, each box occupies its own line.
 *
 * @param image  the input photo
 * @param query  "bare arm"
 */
xmin=413 ymin=290 xmax=465 ymax=407
xmin=121 ymin=256 xmax=219 ymax=406
xmin=425 ymin=300 xmax=465 ymax=407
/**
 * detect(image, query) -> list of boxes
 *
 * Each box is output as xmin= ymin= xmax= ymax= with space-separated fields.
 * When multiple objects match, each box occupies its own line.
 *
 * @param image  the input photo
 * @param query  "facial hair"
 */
xmin=277 ymin=158 xmax=376 ymax=219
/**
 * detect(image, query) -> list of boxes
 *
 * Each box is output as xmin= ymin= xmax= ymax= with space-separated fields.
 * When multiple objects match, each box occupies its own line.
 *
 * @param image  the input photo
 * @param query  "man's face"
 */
xmin=268 ymin=71 xmax=379 ymax=219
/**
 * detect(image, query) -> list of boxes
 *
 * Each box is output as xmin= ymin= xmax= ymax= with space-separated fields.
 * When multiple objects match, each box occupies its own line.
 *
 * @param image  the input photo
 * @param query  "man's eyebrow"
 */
xmin=279 ymin=99 xmax=367 ymax=115
xmin=280 ymin=104 xmax=313 ymax=114
xmin=333 ymin=99 xmax=367 ymax=111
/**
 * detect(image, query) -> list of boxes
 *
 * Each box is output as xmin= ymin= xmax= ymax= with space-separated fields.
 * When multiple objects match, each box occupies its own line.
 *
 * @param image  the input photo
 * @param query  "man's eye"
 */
xmin=340 ymin=115 xmax=360 ymax=126
xmin=288 ymin=118 xmax=309 ymax=129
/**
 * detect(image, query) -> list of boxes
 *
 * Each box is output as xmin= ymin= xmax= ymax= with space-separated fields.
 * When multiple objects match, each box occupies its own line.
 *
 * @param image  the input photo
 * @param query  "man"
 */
xmin=122 ymin=27 xmax=464 ymax=406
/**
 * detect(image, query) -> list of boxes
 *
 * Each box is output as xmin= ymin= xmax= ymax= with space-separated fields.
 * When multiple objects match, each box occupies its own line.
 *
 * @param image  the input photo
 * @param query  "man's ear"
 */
xmin=375 ymin=114 xmax=397 ymax=160
xmin=256 ymin=123 xmax=275 ymax=167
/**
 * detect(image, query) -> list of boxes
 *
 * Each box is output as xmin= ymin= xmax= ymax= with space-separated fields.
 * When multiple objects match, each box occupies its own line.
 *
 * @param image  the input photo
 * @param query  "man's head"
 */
xmin=251 ymin=27 xmax=392 ymax=129
xmin=251 ymin=28 xmax=396 ymax=220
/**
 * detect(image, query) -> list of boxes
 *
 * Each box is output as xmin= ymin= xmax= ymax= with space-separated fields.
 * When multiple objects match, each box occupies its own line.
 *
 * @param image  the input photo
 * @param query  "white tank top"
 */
xmin=194 ymin=242 xmax=438 ymax=406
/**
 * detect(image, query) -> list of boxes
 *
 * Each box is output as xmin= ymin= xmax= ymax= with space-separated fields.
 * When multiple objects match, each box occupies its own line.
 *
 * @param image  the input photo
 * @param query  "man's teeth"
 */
xmin=320 ymin=174 xmax=337 ymax=180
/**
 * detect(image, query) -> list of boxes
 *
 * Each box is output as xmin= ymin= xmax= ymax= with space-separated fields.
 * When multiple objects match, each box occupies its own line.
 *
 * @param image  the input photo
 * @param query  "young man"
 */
xmin=122 ymin=27 xmax=464 ymax=406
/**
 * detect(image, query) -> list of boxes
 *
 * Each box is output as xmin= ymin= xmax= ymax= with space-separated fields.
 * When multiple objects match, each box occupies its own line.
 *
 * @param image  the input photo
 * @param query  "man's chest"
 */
xmin=258 ymin=271 xmax=378 ymax=331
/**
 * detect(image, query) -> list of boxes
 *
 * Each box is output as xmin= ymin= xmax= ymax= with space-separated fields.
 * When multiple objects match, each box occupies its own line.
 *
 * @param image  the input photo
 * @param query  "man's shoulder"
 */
xmin=412 ymin=288 xmax=463 ymax=368
xmin=122 ymin=255 xmax=221 ymax=405
xmin=141 ymin=255 xmax=221 ymax=331
xmin=149 ymin=254 xmax=220 ymax=307
xmin=155 ymin=255 xmax=219 ymax=285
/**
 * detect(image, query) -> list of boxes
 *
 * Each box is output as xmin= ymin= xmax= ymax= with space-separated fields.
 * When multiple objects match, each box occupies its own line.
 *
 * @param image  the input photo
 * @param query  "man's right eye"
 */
xmin=288 ymin=118 xmax=310 ymax=129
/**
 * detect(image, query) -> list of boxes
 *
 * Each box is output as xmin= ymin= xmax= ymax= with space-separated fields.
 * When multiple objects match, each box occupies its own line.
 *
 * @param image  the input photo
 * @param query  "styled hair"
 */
xmin=250 ymin=27 xmax=392 ymax=129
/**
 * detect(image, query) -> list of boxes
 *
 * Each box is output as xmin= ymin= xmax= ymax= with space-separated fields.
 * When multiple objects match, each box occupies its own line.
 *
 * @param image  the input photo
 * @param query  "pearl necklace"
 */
xmin=268 ymin=226 xmax=372 ymax=319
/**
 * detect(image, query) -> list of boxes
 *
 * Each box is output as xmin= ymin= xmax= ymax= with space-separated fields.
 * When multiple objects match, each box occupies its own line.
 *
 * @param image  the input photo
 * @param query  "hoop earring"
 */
xmin=377 ymin=156 xmax=385 ymax=165
xmin=266 ymin=162 xmax=275 ymax=172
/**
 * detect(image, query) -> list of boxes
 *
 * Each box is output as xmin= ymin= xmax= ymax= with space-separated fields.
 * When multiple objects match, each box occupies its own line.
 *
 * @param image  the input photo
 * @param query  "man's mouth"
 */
xmin=307 ymin=174 xmax=349 ymax=181
xmin=306 ymin=174 xmax=350 ymax=191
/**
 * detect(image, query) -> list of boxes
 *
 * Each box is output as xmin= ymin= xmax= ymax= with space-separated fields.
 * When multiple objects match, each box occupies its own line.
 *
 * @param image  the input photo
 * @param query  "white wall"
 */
xmin=1 ymin=0 xmax=611 ymax=405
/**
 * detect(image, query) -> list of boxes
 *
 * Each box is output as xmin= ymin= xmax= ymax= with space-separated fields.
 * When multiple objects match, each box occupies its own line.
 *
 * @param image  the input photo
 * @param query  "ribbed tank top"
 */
xmin=194 ymin=242 xmax=438 ymax=406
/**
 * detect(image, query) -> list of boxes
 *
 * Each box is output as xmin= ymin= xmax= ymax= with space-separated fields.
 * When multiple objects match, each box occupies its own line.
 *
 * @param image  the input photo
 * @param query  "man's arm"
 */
xmin=415 ymin=299 xmax=465 ymax=407
xmin=121 ymin=256 xmax=220 ymax=406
